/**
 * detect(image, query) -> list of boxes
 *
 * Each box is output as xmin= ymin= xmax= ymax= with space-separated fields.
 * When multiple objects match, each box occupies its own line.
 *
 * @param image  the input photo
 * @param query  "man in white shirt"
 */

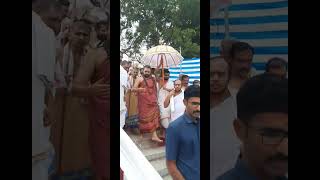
xmin=210 ymin=56 xmax=240 ymax=179
xmin=120 ymin=58 xmax=128 ymax=128
xmin=164 ymin=80 xmax=185 ymax=123
xmin=157 ymin=69 xmax=174 ymax=129
xmin=32 ymin=0 xmax=64 ymax=180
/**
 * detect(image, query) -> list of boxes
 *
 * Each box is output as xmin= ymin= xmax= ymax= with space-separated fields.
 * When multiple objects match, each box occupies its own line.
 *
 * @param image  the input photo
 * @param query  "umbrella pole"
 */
xmin=162 ymin=56 xmax=164 ymax=86
xmin=224 ymin=7 xmax=230 ymax=39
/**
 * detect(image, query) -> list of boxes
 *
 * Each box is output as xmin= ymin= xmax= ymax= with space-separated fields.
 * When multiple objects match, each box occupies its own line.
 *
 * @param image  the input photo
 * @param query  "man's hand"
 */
xmin=163 ymin=86 xmax=173 ymax=92
xmin=89 ymin=78 xmax=110 ymax=98
xmin=167 ymin=160 xmax=185 ymax=180
xmin=169 ymin=89 xmax=175 ymax=96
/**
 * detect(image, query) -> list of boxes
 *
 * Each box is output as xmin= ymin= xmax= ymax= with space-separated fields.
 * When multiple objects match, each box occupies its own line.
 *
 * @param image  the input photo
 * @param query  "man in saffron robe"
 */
xmin=72 ymin=48 xmax=110 ymax=180
xmin=132 ymin=65 xmax=162 ymax=143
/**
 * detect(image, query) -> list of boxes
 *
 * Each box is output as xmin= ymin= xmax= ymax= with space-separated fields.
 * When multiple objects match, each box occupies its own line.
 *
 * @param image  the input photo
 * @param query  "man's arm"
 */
xmin=166 ymin=125 xmax=184 ymax=180
xmin=72 ymin=49 xmax=108 ymax=97
xmin=166 ymin=160 xmax=185 ymax=180
xmin=131 ymin=77 xmax=145 ymax=92
xmin=164 ymin=90 xmax=175 ymax=108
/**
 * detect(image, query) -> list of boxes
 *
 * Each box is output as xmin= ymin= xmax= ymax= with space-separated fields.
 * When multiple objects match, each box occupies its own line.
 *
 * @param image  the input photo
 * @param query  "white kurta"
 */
xmin=170 ymin=91 xmax=185 ymax=122
xmin=32 ymin=11 xmax=56 ymax=157
xmin=158 ymin=81 xmax=174 ymax=119
xmin=32 ymin=10 xmax=56 ymax=180
xmin=210 ymin=95 xmax=240 ymax=179
xmin=120 ymin=65 xmax=128 ymax=128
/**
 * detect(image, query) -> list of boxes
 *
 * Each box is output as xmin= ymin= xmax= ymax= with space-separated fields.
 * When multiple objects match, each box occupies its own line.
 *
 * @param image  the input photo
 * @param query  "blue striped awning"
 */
xmin=210 ymin=0 xmax=288 ymax=73
xmin=169 ymin=58 xmax=200 ymax=85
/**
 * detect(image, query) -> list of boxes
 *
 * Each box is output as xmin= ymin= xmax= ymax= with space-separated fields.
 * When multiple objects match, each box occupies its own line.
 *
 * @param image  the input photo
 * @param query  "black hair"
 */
xmin=265 ymin=57 xmax=288 ymax=72
xmin=58 ymin=0 xmax=70 ymax=6
xmin=144 ymin=65 xmax=151 ymax=70
xmin=193 ymin=80 xmax=200 ymax=85
xmin=181 ymin=74 xmax=189 ymax=80
xmin=160 ymin=68 xmax=170 ymax=75
xmin=237 ymin=73 xmax=288 ymax=123
xmin=231 ymin=41 xmax=254 ymax=59
xmin=184 ymin=85 xmax=200 ymax=100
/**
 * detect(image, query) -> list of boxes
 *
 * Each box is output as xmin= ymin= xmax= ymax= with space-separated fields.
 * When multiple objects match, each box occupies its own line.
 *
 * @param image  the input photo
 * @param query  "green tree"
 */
xmin=120 ymin=0 xmax=200 ymax=59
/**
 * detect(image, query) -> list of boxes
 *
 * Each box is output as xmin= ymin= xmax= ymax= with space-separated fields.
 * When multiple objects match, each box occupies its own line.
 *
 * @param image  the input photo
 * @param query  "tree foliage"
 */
xmin=120 ymin=0 xmax=200 ymax=59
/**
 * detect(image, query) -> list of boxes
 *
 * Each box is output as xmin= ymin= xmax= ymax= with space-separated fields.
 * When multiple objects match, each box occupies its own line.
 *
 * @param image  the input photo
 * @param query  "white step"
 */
xmin=126 ymin=129 xmax=169 ymax=178
xmin=142 ymin=146 xmax=166 ymax=161
xmin=127 ymin=131 xmax=164 ymax=150
xmin=162 ymin=174 xmax=173 ymax=180
xmin=150 ymin=158 xmax=169 ymax=177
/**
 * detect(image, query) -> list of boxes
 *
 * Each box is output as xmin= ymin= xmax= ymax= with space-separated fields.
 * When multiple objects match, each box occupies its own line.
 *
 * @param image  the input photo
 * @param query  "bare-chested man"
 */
xmin=50 ymin=20 xmax=93 ymax=174
xmin=72 ymin=47 xmax=110 ymax=180
xmin=132 ymin=65 xmax=162 ymax=143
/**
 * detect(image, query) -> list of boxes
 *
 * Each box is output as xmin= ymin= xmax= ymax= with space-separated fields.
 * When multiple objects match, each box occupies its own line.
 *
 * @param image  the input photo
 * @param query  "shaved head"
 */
xmin=210 ymin=56 xmax=230 ymax=94
xmin=69 ymin=20 xmax=92 ymax=50
xmin=211 ymin=56 xmax=230 ymax=72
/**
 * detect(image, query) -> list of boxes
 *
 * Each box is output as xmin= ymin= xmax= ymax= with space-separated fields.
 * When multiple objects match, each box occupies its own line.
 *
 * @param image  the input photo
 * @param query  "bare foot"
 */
xmin=151 ymin=137 xmax=163 ymax=143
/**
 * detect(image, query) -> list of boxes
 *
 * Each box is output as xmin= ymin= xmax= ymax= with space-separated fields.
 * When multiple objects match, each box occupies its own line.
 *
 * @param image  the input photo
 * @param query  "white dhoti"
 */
xmin=120 ymin=109 xmax=126 ymax=129
xmin=32 ymin=158 xmax=50 ymax=180
xmin=158 ymin=81 xmax=174 ymax=128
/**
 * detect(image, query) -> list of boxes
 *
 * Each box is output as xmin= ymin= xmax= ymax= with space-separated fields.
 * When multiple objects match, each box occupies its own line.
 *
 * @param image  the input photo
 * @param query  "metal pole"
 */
xmin=179 ymin=46 xmax=182 ymax=73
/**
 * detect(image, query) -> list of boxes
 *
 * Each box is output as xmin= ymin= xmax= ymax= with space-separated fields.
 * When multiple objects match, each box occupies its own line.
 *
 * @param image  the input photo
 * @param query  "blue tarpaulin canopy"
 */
xmin=210 ymin=0 xmax=288 ymax=73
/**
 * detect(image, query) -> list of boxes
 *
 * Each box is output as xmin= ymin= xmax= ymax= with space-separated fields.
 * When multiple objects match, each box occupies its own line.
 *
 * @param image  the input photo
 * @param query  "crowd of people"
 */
xmin=120 ymin=56 xmax=201 ymax=180
xmin=32 ymin=0 xmax=110 ymax=180
xmin=120 ymin=57 xmax=201 ymax=140
xmin=32 ymin=0 xmax=287 ymax=180
xmin=210 ymin=40 xmax=288 ymax=180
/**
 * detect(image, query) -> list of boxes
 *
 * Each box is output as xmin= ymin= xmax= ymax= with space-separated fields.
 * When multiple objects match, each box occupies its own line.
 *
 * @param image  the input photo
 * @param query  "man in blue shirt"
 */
xmin=218 ymin=74 xmax=288 ymax=180
xmin=166 ymin=85 xmax=200 ymax=180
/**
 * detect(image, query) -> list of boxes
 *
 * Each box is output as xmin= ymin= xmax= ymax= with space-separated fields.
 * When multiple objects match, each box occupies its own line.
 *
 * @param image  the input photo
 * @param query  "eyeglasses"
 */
xmin=189 ymin=101 xmax=200 ymax=107
xmin=246 ymin=125 xmax=288 ymax=145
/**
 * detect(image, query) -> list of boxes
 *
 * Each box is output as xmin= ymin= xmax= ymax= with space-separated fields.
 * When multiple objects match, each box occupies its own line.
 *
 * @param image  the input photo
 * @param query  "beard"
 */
xmin=144 ymin=74 xmax=150 ymax=78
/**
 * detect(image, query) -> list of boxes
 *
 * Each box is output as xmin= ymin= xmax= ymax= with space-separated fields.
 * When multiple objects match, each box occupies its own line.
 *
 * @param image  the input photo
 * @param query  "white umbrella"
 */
xmin=141 ymin=45 xmax=183 ymax=68
xmin=141 ymin=45 xmax=183 ymax=86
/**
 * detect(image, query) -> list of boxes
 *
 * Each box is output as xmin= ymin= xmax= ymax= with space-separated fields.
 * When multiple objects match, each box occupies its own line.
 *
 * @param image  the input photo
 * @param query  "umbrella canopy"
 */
xmin=141 ymin=45 xmax=183 ymax=68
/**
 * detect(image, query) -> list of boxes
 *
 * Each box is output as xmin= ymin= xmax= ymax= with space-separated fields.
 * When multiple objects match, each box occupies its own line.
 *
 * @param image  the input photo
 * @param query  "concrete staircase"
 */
xmin=126 ymin=130 xmax=172 ymax=180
